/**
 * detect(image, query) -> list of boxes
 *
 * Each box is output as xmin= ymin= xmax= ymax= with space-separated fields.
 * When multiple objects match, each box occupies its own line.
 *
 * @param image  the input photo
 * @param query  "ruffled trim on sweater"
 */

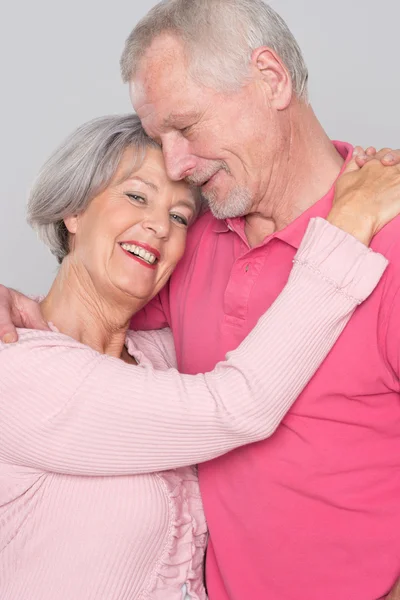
xmin=140 ymin=467 xmax=207 ymax=599
xmin=125 ymin=333 xmax=208 ymax=599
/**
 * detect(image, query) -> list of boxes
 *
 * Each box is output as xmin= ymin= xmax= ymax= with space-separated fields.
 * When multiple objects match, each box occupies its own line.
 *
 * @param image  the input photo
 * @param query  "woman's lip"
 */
xmin=120 ymin=246 xmax=157 ymax=270
xmin=119 ymin=240 xmax=161 ymax=260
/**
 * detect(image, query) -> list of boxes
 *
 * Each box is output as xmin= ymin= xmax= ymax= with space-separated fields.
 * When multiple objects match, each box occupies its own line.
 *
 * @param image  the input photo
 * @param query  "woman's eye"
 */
xmin=126 ymin=193 xmax=146 ymax=203
xmin=170 ymin=213 xmax=188 ymax=226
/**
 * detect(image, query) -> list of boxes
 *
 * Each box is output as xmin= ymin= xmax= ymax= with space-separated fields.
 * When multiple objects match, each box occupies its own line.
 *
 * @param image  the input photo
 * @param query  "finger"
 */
xmin=0 ymin=285 xmax=18 ymax=343
xmin=369 ymin=147 xmax=393 ymax=160
xmin=353 ymin=146 xmax=369 ymax=168
xmin=13 ymin=293 xmax=50 ymax=331
xmin=21 ymin=308 xmax=50 ymax=331
xmin=355 ymin=146 xmax=388 ymax=167
xmin=365 ymin=146 xmax=377 ymax=156
xmin=343 ymin=150 xmax=363 ymax=173
xmin=364 ymin=147 xmax=400 ymax=167
xmin=380 ymin=149 xmax=400 ymax=166
xmin=0 ymin=330 xmax=18 ymax=344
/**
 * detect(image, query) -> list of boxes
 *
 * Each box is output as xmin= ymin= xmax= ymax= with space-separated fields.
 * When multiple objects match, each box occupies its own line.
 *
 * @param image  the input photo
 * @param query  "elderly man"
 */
xmin=124 ymin=2 xmax=400 ymax=598
xmin=1 ymin=1 xmax=400 ymax=598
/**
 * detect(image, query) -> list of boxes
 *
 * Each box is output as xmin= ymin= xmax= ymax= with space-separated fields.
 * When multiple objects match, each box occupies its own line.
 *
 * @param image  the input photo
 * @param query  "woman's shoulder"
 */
xmin=0 ymin=328 xmax=113 ymax=415
xmin=0 ymin=328 xmax=102 ymax=384
xmin=0 ymin=328 xmax=96 ymax=353
xmin=0 ymin=327 xmax=177 ymax=376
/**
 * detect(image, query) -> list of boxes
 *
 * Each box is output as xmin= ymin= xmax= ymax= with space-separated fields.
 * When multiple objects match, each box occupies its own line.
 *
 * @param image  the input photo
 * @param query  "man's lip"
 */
xmin=119 ymin=240 xmax=161 ymax=260
xmin=201 ymin=171 xmax=219 ymax=190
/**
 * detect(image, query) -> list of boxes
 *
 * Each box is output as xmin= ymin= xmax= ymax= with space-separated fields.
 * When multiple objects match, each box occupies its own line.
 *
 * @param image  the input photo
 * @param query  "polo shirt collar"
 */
xmin=212 ymin=141 xmax=353 ymax=247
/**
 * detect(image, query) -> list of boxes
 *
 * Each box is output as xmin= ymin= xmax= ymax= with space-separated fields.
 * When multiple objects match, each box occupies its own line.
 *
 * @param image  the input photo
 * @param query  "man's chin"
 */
xmin=206 ymin=188 xmax=252 ymax=220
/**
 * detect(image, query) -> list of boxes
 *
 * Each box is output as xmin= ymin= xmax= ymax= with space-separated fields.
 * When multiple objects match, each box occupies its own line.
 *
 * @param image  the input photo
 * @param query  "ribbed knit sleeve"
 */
xmin=0 ymin=218 xmax=388 ymax=475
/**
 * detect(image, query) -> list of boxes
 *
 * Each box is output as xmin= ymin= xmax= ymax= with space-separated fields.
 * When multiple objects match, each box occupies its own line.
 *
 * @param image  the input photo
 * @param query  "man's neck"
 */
xmin=245 ymin=107 xmax=345 ymax=247
xmin=40 ymin=259 xmax=137 ymax=358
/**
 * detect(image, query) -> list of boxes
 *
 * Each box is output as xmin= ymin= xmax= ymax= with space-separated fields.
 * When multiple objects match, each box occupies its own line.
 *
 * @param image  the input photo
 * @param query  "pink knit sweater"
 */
xmin=0 ymin=219 xmax=387 ymax=599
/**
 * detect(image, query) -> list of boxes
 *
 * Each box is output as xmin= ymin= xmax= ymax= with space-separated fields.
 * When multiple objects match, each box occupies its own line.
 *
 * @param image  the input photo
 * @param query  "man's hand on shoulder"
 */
xmin=0 ymin=285 xmax=49 ymax=343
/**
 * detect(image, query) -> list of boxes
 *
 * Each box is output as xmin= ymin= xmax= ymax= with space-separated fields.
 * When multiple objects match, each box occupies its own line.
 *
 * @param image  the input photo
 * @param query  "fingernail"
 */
xmin=2 ymin=333 xmax=17 ymax=343
xmin=384 ymin=153 xmax=394 ymax=162
xmin=353 ymin=147 xmax=361 ymax=156
xmin=353 ymin=148 xmax=366 ymax=160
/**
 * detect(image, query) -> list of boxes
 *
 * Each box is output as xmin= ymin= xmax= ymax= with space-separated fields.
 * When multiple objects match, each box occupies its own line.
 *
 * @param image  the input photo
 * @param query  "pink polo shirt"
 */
xmin=132 ymin=142 xmax=400 ymax=599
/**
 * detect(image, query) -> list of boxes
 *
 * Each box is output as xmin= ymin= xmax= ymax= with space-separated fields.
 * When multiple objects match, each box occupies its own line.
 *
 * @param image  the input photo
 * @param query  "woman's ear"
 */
xmin=63 ymin=215 xmax=79 ymax=234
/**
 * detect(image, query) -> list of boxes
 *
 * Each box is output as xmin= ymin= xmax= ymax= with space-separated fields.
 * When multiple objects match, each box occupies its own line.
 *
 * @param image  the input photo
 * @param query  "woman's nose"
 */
xmin=142 ymin=213 xmax=170 ymax=240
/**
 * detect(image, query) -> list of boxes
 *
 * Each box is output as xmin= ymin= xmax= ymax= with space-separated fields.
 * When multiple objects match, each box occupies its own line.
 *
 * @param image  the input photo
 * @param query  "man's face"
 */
xmin=130 ymin=35 xmax=283 ymax=219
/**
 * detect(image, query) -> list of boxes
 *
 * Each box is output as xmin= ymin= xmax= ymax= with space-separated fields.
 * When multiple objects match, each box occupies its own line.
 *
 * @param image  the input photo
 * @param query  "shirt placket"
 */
xmin=223 ymin=236 xmax=268 ymax=326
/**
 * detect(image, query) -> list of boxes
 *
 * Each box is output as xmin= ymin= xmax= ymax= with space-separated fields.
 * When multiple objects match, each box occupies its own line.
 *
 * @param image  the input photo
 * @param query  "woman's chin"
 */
xmin=109 ymin=263 xmax=158 ymax=300
xmin=112 ymin=278 xmax=156 ymax=306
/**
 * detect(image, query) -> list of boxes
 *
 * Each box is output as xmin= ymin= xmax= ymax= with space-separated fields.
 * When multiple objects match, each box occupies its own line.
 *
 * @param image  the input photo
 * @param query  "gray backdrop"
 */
xmin=2 ymin=0 xmax=399 ymax=295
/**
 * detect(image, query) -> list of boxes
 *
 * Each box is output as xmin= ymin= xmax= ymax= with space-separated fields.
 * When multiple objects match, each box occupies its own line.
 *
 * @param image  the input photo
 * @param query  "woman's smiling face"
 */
xmin=64 ymin=146 xmax=198 ymax=308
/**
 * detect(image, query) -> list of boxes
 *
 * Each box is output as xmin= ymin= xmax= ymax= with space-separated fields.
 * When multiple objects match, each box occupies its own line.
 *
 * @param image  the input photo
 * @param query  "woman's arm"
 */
xmin=0 ymin=218 xmax=387 ymax=476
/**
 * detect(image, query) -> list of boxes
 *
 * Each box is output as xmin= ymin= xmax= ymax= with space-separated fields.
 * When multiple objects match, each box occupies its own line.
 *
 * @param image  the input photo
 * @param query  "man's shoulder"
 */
xmin=371 ymin=215 xmax=400 ymax=263
xmin=370 ymin=216 xmax=400 ymax=318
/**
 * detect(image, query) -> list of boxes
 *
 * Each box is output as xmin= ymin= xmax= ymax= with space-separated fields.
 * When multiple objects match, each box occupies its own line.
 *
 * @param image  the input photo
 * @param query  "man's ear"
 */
xmin=251 ymin=46 xmax=293 ymax=110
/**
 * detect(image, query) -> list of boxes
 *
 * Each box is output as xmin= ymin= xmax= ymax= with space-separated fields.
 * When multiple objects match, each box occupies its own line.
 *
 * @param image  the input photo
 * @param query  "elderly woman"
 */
xmin=0 ymin=113 xmax=395 ymax=600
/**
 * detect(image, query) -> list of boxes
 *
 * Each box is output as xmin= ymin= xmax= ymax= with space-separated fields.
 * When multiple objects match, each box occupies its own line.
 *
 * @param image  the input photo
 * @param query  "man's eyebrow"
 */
xmin=124 ymin=175 xmax=159 ymax=191
xmin=162 ymin=111 xmax=199 ymax=128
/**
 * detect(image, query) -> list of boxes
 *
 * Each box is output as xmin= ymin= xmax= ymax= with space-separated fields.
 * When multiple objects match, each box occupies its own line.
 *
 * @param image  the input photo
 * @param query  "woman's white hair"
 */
xmin=27 ymin=114 xmax=160 ymax=263
xmin=120 ymin=0 xmax=308 ymax=100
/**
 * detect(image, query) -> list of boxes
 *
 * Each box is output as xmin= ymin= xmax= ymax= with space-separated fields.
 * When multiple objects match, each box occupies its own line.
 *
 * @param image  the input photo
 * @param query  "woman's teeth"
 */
xmin=120 ymin=243 xmax=157 ymax=264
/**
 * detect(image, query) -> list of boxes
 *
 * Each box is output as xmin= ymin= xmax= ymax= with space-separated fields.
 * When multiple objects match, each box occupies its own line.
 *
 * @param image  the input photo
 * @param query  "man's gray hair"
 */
xmin=27 ymin=114 xmax=159 ymax=263
xmin=120 ymin=0 xmax=308 ymax=100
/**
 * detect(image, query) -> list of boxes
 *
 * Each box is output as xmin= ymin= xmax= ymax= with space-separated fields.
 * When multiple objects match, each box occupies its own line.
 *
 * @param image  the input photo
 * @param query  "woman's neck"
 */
xmin=40 ymin=260 xmax=138 ymax=358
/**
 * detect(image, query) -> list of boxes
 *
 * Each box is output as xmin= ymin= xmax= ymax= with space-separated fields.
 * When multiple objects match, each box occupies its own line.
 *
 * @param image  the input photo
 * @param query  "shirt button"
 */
xmin=245 ymin=264 xmax=250 ymax=272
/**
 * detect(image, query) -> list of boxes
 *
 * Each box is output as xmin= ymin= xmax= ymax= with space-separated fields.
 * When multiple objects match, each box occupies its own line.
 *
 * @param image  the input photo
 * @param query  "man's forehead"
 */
xmin=130 ymin=68 xmax=199 ymax=126
xmin=129 ymin=36 xmax=208 ymax=129
xmin=137 ymin=33 xmax=187 ymax=84
xmin=130 ymin=57 xmax=188 ymax=111
xmin=130 ymin=78 xmax=187 ymax=124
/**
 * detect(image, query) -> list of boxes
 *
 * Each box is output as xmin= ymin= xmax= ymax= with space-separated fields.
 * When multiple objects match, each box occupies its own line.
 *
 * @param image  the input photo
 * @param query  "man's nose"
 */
xmin=162 ymin=134 xmax=196 ymax=181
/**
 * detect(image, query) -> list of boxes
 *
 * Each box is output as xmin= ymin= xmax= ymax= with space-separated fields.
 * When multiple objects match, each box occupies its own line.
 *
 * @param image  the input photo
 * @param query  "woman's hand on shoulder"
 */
xmin=327 ymin=147 xmax=400 ymax=245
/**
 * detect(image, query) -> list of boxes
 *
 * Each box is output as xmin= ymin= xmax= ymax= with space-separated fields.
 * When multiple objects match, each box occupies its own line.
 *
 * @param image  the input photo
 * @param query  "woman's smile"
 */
xmin=119 ymin=240 xmax=161 ymax=269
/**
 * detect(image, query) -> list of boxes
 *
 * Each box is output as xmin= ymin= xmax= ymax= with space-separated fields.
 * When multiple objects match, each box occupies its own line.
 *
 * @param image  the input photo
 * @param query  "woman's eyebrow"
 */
xmin=124 ymin=176 xmax=159 ymax=192
xmin=174 ymin=198 xmax=197 ymax=210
